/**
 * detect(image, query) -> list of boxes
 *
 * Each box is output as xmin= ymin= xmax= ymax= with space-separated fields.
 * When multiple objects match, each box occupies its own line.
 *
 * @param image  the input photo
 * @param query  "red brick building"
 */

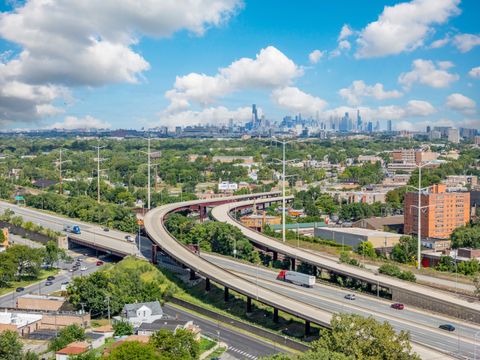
xmin=404 ymin=184 xmax=470 ymax=239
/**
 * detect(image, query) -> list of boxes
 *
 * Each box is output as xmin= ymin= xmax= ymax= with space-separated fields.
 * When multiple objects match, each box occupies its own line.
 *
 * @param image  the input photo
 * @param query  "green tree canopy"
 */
xmin=113 ymin=320 xmax=134 ymax=337
xmin=105 ymin=341 xmax=160 ymax=360
xmin=0 ymin=330 xmax=23 ymax=360
xmin=49 ymin=324 xmax=86 ymax=352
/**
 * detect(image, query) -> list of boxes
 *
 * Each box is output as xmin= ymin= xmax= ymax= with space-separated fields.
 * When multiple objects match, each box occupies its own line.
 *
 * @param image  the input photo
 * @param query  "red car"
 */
xmin=96 ymin=260 xmax=104 ymax=266
xmin=391 ymin=303 xmax=404 ymax=310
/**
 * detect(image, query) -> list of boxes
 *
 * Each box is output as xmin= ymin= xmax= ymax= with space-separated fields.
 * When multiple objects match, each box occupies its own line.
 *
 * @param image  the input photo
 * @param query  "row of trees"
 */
xmin=67 ymin=257 xmax=176 ymax=317
xmin=165 ymin=213 xmax=261 ymax=263
xmin=263 ymin=313 xmax=419 ymax=360
xmin=0 ymin=242 xmax=65 ymax=288
xmin=0 ymin=209 xmax=60 ymax=240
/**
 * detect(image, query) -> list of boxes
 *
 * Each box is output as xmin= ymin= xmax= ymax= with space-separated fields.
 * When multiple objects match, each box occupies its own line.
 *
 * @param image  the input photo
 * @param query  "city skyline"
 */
xmin=0 ymin=0 xmax=479 ymax=131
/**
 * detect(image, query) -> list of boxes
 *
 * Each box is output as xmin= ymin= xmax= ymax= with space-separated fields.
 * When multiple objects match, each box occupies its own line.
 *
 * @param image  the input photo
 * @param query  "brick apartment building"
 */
xmin=404 ymin=184 xmax=470 ymax=239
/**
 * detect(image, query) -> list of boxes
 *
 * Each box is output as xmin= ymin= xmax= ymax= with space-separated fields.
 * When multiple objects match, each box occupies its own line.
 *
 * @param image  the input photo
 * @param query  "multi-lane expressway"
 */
xmin=211 ymin=197 xmax=480 ymax=324
xmin=0 ymin=196 xmax=472 ymax=359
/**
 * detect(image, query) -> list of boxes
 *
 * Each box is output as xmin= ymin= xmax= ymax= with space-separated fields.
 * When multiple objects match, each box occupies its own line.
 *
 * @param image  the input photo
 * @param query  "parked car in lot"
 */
xmin=45 ymin=281 xmax=53 ymax=286
xmin=80 ymin=266 xmax=87 ymax=271
xmin=61 ymin=281 xmax=69 ymax=285
xmin=96 ymin=260 xmax=104 ymax=266
xmin=439 ymin=324 xmax=455 ymax=332
xmin=391 ymin=303 xmax=404 ymax=310
xmin=344 ymin=294 xmax=356 ymax=300
xmin=47 ymin=276 xmax=55 ymax=281
xmin=16 ymin=287 xmax=25 ymax=292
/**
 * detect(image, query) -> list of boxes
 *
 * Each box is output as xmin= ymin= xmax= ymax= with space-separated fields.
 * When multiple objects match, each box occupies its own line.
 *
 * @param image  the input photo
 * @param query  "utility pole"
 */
xmin=140 ymin=138 xmax=153 ymax=210
xmin=408 ymin=159 xmax=433 ymax=270
xmin=106 ymin=296 xmax=111 ymax=325
xmin=92 ymin=145 xmax=107 ymax=203
xmin=55 ymin=149 xmax=70 ymax=195
xmin=272 ymin=138 xmax=295 ymax=243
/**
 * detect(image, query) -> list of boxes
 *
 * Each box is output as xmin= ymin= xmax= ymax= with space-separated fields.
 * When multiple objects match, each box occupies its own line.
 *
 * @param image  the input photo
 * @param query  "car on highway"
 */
xmin=391 ymin=303 xmax=404 ymax=310
xmin=344 ymin=294 xmax=356 ymax=300
xmin=103 ymin=227 xmax=109 ymax=232
xmin=80 ymin=266 xmax=87 ymax=271
xmin=61 ymin=281 xmax=69 ymax=285
xmin=96 ymin=260 xmax=104 ymax=266
xmin=69 ymin=268 xmax=75 ymax=272
xmin=439 ymin=324 xmax=455 ymax=332
xmin=125 ymin=235 xmax=134 ymax=242
xmin=47 ymin=276 xmax=55 ymax=281
xmin=16 ymin=287 xmax=25 ymax=292
xmin=45 ymin=281 xmax=53 ymax=286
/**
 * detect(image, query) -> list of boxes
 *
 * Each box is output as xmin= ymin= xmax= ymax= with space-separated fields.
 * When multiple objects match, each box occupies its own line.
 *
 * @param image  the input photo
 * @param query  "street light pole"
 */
xmin=92 ymin=145 xmax=107 ymax=204
xmin=282 ymin=141 xmax=286 ymax=243
xmin=417 ymin=164 xmax=422 ymax=270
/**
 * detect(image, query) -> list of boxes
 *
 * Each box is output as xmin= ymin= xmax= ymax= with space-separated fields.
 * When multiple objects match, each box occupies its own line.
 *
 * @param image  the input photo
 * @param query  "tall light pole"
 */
xmin=408 ymin=160 xmax=433 ymax=270
xmin=272 ymin=137 xmax=295 ymax=243
xmin=55 ymin=149 xmax=70 ymax=195
xmin=92 ymin=145 xmax=107 ymax=203
xmin=140 ymin=138 xmax=153 ymax=210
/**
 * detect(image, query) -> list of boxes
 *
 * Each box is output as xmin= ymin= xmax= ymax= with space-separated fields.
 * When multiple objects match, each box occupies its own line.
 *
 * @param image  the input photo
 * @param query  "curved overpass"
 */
xmin=211 ymin=197 xmax=480 ymax=323
xmin=144 ymin=194 xmax=332 ymax=328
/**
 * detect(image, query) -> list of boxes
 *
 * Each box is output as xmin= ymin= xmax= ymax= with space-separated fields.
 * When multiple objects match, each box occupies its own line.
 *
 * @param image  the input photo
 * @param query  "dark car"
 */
xmin=391 ymin=303 xmax=404 ymax=310
xmin=96 ymin=260 xmax=104 ymax=266
xmin=439 ymin=324 xmax=455 ymax=332
xmin=103 ymin=227 xmax=109 ymax=232
xmin=61 ymin=281 xmax=69 ymax=285
xmin=16 ymin=287 xmax=25 ymax=292
xmin=45 ymin=281 xmax=53 ymax=286
xmin=47 ymin=276 xmax=55 ymax=281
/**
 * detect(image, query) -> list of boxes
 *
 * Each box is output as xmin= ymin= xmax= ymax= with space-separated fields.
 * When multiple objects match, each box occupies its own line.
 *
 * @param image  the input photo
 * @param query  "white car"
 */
xmin=80 ymin=266 xmax=87 ymax=271
xmin=125 ymin=235 xmax=134 ymax=242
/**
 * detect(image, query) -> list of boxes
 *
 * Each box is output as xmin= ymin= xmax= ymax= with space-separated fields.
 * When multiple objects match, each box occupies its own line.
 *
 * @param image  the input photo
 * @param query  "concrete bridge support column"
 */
xmin=273 ymin=308 xmax=279 ymax=323
xmin=224 ymin=287 xmax=229 ymax=302
xmin=199 ymin=206 xmax=207 ymax=222
xmin=290 ymin=258 xmax=296 ymax=270
xmin=151 ymin=244 xmax=158 ymax=264
xmin=205 ymin=278 xmax=211 ymax=292
xmin=272 ymin=251 xmax=278 ymax=261
xmin=189 ymin=269 xmax=196 ymax=280
xmin=305 ymin=321 xmax=311 ymax=336
xmin=246 ymin=297 xmax=252 ymax=313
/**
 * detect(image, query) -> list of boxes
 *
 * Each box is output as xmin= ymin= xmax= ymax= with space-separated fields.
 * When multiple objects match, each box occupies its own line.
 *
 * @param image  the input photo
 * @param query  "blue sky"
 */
xmin=0 ymin=0 xmax=479 ymax=131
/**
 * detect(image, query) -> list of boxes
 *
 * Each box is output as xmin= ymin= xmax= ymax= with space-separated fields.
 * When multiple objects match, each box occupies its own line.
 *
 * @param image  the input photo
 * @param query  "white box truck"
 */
xmin=277 ymin=270 xmax=315 ymax=287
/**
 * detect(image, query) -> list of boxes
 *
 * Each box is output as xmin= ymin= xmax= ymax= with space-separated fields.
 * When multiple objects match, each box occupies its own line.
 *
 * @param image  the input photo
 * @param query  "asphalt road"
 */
xmin=202 ymin=253 xmax=480 ymax=360
xmin=163 ymin=304 xmax=286 ymax=359
xmin=0 ymin=201 xmax=139 ymax=257
xmin=0 ymin=255 xmax=102 ymax=308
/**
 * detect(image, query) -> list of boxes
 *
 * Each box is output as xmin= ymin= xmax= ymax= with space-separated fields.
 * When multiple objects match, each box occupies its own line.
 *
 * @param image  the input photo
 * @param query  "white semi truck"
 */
xmin=277 ymin=270 xmax=315 ymax=288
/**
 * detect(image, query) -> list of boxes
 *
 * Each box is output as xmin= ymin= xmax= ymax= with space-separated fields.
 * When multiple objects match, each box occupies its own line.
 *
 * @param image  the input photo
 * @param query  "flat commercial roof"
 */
xmin=315 ymin=226 xmax=401 ymax=238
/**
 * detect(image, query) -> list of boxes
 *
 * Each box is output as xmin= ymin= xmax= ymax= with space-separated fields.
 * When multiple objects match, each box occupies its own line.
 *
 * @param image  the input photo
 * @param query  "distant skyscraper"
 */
xmin=367 ymin=121 xmax=373 ymax=133
xmin=426 ymin=125 xmax=431 ymax=133
xmin=375 ymin=121 xmax=380 ymax=132
xmin=340 ymin=112 xmax=350 ymax=132
xmin=356 ymin=110 xmax=362 ymax=130
xmin=387 ymin=120 xmax=392 ymax=132
xmin=252 ymin=104 xmax=259 ymax=125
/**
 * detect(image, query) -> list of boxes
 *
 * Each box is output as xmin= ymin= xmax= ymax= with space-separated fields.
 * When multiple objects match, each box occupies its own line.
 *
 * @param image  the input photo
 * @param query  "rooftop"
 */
xmin=0 ymin=311 xmax=42 ymax=328
xmin=19 ymin=294 xmax=65 ymax=301
xmin=123 ymin=301 xmax=163 ymax=318
xmin=317 ymin=227 xmax=402 ymax=238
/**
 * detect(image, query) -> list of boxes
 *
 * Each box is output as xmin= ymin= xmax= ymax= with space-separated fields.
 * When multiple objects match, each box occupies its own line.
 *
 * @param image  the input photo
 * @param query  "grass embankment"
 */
xmin=199 ymin=337 xmax=217 ymax=353
xmin=0 ymin=268 xmax=60 ymax=296
xmin=161 ymin=267 xmax=321 ymax=340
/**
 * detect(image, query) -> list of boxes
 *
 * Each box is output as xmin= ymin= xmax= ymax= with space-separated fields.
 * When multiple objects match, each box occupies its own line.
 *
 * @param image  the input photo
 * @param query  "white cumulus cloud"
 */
xmin=398 ymin=59 xmax=459 ymax=89
xmin=339 ymin=80 xmax=403 ymax=106
xmin=469 ymin=66 xmax=480 ymax=79
xmin=453 ymin=33 xmax=480 ymax=53
xmin=158 ymin=106 xmax=254 ymax=128
xmin=355 ymin=0 xmax=461 ymax=58
xmin=271 ymin=87 xmax=327 ymax=116
xmin=48 ymin=115 xmax=111 ymax=130
xmin=446 ymin=93 xmax=476 ymax=114
xmin=308 ymin=49 xmax=324 ymax=64
xmin=0 ymin=0 xmax=241 ymax=124
xmin=165 ymin=46 xmax=302 ymax=111
xmin=338 ymin=24 xmax=354 ymax=41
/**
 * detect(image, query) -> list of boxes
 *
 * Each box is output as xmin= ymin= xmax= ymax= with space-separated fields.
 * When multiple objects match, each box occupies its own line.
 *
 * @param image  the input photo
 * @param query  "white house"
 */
xmin=116 ymin=301 xmax=163 ymax=327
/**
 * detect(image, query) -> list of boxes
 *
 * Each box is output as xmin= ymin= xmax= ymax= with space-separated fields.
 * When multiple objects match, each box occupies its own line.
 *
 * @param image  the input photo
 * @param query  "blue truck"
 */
xmin=64 ymin=224 xmax=81 ymax=234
